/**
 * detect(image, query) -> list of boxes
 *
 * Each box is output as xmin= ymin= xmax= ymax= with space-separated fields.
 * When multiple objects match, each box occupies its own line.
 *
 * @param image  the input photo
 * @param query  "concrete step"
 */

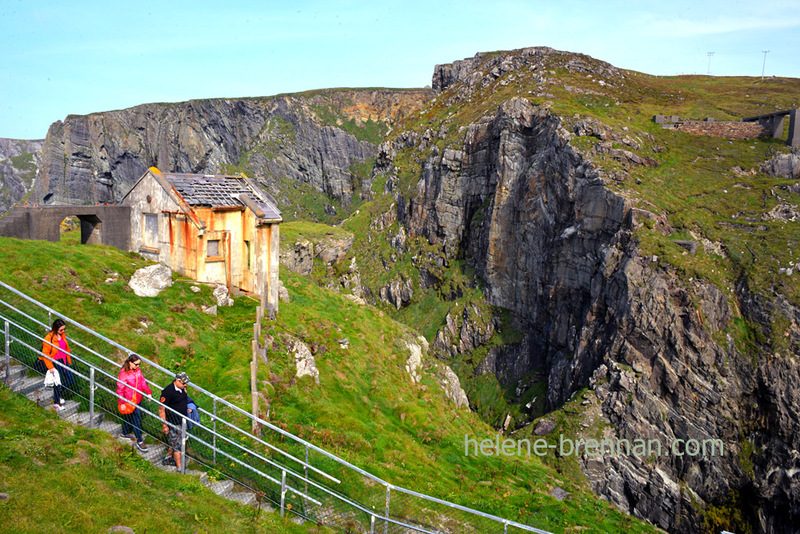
xmin=27 ymin=391 xmax=49 ymax=407
xmin=4 ymin=364 xmax=26 ymax=383
xmin=115 ymin=434 xmax=138 ymax=446
xmin=137 ymin=442 xmax=168 ymax=464
xmin=42 ymin=400 xmax=79 ymax=418
xmin=26 ymin=390 xmax=80 ymax=410
xmin=24 ymin=387 xmax=52 ymax=407
xmin=66 ymin=411 xmax=104 ymax=428
xmin=153 ymin=460 xmax=180 ymax=473
xmin=114 ymin=436 xmax=169 ymax=463
xmin=200 ymin=474 xmax=234 ymax=496
xmin=152 ymin=454 xmax=194 ymax=473
xmin=95 ymin=420 xmax=123 ymax=435
xmin=10 ymin=376 xmax=45 ymax=395
xmin=53 ymin=399 xmax=80 ymax=418
xmin=228 ymin=492 xmax=257 ymax=506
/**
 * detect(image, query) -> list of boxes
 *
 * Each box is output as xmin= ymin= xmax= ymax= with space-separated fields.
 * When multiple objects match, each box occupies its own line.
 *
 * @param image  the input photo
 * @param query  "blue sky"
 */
xmin=1 ymin=0 xmax=799 ymax=139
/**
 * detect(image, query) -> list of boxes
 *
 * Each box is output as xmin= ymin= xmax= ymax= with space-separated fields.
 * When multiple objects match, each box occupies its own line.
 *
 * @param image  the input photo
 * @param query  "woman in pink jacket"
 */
xmin=116 ymin=353 xmax=153 ymax=453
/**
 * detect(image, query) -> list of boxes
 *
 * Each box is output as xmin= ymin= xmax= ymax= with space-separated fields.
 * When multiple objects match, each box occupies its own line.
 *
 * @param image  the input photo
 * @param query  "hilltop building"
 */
xmin=121 ymin=167 xmax=282 ymax=305
xmin=0 ymin=166 xmax=282 ymax=310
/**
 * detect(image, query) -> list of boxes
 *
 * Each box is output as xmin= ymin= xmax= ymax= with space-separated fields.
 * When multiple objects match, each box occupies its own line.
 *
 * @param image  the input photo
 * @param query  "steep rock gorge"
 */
xmin=375 ymin=48 xmax=800 ymax=534
xmin=33 ymin=90 xmax=429 ymax=211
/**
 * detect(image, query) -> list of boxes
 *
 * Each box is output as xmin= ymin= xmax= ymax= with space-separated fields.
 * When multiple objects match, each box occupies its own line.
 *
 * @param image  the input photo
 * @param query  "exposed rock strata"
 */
xmin=292 ymin=338 xmax=320 ymax=384
xmin=379 ymin=275 xmax=414 ymax=309
xmin=439 ymin=366 xmax=470 ymax=409
xmin=33 ymin=90 xmax=429 ymax=207
xmin=0 ymin=138 xmax=43 ymax=213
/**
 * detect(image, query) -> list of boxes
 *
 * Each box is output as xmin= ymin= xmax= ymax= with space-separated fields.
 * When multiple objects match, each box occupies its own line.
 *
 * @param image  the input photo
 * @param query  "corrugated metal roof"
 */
xmin=160 ymin=172 xmax=281 ymax=220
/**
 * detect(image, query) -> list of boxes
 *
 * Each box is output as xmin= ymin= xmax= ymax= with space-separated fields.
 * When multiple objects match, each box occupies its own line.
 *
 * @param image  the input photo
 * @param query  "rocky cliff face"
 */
xmin=33 ymin=90 xmax=429 ymax=210
xmin=375 ymin=47 xmax=800 ymax=534
xmin=0 ymin=138 xmax=43 ymax=213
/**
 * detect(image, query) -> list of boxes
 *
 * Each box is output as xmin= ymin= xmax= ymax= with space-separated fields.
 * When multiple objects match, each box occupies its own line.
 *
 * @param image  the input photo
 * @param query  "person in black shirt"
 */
xmin=159 ymin=372 xmax=190 ymax=469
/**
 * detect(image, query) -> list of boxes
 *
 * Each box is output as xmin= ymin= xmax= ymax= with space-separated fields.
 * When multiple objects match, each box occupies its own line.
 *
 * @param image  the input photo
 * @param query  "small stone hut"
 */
xmin=122 ymin=167 xmax=281 ymax=306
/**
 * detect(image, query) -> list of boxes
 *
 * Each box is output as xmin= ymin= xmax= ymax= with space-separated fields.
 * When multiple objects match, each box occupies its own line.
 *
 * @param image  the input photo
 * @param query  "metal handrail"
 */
xmin=3 ymin=320 xmax=322 ymax=504
xmin=5 ymin=316 xmax=338 ymax=490
xmin=0 ymin=287 xmax=340 ymax=483
xmin=0 ymin=278 xmax=553 ymax=533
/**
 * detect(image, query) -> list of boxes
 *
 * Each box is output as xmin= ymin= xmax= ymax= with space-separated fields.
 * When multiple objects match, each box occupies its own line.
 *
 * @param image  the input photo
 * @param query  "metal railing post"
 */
xmin=3 ymin=320 xmax=9 ymax=387
xmin=89 ymin=368 xmax=95 ymax=429
xmin=212 ymin=398 xmax=217 ymax=463
xmin=180 ymin=418 xmax=187 ymax=475
xmin=280 ymin=470 xmax=287 ymax=517
xmin=304 ymin=444 xmax=309 ymax=509
xmin=384 ymin=486 xmax=391 ymax=534
xmin=370 ymin=514 xmax=376 ymax=534
xmin=505 ymin=522 xmax=509 ymax=534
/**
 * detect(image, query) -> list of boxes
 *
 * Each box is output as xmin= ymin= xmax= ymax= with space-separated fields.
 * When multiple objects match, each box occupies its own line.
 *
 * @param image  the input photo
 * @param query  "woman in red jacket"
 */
xmin=40 ymin=319 xmax=74 ymax=410
xmin=116 ymin=353 xmax=153 ymax=453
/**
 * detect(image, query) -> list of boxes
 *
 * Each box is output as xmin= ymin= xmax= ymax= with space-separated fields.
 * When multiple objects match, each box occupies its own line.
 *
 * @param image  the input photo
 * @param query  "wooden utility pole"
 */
xmin=251 ymin=280 xmax=268 ymax=434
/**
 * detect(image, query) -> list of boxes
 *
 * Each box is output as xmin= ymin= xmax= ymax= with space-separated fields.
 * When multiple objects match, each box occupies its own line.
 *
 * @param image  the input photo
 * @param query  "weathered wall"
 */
xmin=0 ymin=205 xmax=130 ymax=249
xmin=666 ymin=121 xmax=769 ymax=139
xmin=124 ymin=172 xmax=176 ymax=257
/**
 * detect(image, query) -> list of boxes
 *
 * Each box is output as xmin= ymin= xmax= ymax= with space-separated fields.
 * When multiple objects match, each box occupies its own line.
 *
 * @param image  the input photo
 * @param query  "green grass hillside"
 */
xmin=0 ymin=232 xmax=660 ymax=533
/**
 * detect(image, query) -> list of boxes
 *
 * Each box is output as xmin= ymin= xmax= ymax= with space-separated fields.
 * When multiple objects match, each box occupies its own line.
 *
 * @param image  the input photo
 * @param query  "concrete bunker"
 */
xmin=0 ymin=205 xmax=131 ymax=249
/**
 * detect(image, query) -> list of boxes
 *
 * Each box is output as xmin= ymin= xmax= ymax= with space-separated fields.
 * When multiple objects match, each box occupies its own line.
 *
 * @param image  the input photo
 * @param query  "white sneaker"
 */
xmin=59 ymin=398 xmax=66 ymax=406
xmin=54 ymin=404 xmax=64 ymax=411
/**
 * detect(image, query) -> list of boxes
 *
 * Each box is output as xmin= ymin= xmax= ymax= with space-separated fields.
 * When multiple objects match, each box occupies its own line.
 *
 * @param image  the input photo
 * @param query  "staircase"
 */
xmin=1 ymin=354 xmax=267 ymax=511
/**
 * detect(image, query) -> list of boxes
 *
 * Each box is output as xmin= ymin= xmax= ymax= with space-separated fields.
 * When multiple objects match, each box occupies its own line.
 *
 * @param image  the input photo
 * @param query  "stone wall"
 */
xmin=665 ymin=121 xmax=769 ymax=140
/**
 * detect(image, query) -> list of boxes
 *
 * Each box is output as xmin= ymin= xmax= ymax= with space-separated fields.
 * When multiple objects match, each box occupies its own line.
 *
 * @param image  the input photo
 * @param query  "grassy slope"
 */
xmin=0 ymin=386 xmax=325 ymax=534
xmin=0 ymin=232 xmax=659 ymax=534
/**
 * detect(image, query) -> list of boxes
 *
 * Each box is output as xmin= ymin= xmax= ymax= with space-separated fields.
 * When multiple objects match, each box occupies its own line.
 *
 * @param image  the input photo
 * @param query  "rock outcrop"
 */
xmin=403 ymin=337 xmax=426 ymax=385
xmin=439 ymin=366 xmax=470 ymax=409
xmin=292 ymin=338 xmax=320 ymax=384
xmin=0 ymin=138 xmax=44 ymax=213
xmin=761 ymin=151 xmax=800 ymax=178
xmin=379 ymin=275 xmax=414 ymax=310
xmin=128 ymin=264 xmax=173 ymax=297
xmin=32 ymin=90 xmax=429 ymax=208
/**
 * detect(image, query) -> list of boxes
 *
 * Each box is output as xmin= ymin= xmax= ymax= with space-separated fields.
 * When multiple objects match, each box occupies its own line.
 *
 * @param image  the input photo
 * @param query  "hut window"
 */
xmin=143 ymin=213 xmax=158 ymax=248
xmin=207 ymin=239 xmax=220 ymax=258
